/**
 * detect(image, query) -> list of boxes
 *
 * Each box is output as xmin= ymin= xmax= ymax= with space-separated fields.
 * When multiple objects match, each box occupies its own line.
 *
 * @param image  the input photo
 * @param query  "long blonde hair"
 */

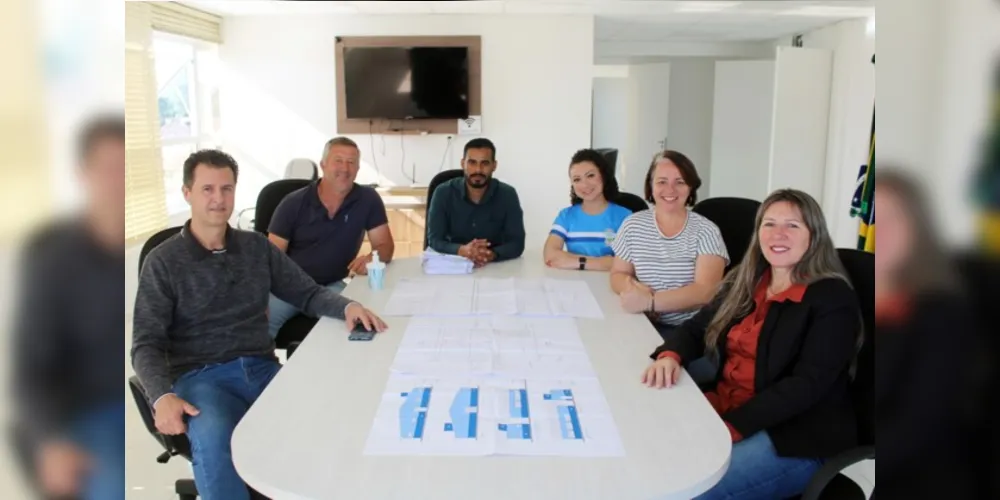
xmin=704 ymin=189 xmax=851 ymax=354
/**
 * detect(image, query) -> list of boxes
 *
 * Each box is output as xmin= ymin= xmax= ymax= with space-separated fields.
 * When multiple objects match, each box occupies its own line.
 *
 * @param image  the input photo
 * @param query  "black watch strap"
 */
xmin=579 ymin=256 xmax=587 ymax=270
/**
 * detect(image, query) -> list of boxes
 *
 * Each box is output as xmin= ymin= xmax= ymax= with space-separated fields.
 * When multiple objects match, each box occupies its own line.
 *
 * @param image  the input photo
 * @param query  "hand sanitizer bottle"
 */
xmin=366 ymin=251 xmax=386 ymax=291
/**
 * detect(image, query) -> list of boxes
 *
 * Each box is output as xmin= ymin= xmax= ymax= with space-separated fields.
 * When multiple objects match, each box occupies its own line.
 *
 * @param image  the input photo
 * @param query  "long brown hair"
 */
xmin=875 ymin=169 xmax=957 ymax=295
xmin=704 ymin=189 xmax=851 ymax=354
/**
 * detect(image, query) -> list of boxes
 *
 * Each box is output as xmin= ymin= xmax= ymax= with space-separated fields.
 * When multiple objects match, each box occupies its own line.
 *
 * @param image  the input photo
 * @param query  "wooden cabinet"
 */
xmin=359 ymin=187 xmax=428 ymax=259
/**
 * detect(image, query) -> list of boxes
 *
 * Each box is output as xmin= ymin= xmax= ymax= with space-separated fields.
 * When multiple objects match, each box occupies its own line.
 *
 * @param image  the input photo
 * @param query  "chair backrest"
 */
xmin=692 ymin=197 xmax=761 ymax=272
xmin=139 ymin=226 xmax=183 ymax=275
xmin=837 ymin=248 xmax=875 ymax=446
xmin=253 ymin=179 xmax=312 ymax=234
xmin=613 ymin=191 xmax=649 ymax=214
xmin=284 ymin=158 xmax=318 ymax=180
xmin=595 ymin=148 xmax=619 ymax=177
xmin=424 ymin=169 xmax=465 ymax=249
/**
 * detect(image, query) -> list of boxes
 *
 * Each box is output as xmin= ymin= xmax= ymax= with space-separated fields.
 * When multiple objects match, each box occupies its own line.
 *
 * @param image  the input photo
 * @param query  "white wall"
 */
xmin=667 ymin=60 xmax=715 ymax=196
xmin=877 ymin=0 xmax=1000 ymax=246
xmin=710 ymin=60 xmax=775 ymax=200
xmin=622 ymin=62 xmax=671 ymax=196
xmin=219 ymin=14 xmax=595 ymax=249
xmin=774 ymin=19 xmax=874 ymax=247
xmin=769 ymin=47 xmax=833 ymax=200
xmin=933 ymin=0 xmax=1000 ymax=245
xmin=592 ymin=76 xmax=630 ymax=174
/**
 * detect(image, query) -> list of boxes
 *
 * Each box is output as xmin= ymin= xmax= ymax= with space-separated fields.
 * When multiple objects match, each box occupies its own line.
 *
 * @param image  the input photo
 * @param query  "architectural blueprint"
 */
xmin=381 ymin=277 xmax=604 ymax=319
xmin=388 ymin=316 xmax=594 ymax=378
xmin=363 ymin=374 xmax=624 ymax=457
xmin=364 ymin=316 xmax=624 ymax=456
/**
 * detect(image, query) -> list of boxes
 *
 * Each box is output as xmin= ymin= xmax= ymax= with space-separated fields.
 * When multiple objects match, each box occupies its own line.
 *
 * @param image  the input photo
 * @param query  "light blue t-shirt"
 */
xmin=549 ymin=203 xmax=632 ymax=257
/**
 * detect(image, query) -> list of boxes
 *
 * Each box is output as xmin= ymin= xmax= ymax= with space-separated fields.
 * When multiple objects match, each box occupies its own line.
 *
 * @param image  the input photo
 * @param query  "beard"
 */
xmin=466 ymin=174 xmax=489 ymax=188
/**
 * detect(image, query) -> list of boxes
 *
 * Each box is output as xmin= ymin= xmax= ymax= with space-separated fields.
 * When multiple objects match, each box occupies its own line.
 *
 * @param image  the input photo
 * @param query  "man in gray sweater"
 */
xmin=131 ymin=149 xmax=386 ymax=500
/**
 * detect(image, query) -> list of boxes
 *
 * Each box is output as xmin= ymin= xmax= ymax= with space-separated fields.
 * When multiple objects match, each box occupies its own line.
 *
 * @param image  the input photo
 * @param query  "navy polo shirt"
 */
xmin=268 ymin=181 xmax=388 ymax=285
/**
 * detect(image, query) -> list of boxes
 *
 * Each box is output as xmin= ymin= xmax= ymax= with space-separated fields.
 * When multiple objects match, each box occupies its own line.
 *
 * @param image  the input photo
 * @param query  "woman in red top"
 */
xmin=642 ymin=189 xmax=862 ymax=500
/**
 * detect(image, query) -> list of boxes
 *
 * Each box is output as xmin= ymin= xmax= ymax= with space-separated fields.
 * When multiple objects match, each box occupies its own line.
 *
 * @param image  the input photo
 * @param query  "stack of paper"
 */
xmin=421 ymin=248 xmax=474 ymax=275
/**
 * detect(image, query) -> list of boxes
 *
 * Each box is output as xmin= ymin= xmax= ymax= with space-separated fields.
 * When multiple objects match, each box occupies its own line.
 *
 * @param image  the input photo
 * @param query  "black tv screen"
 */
xmin=343 ymin=46 xmax=469 ymax=120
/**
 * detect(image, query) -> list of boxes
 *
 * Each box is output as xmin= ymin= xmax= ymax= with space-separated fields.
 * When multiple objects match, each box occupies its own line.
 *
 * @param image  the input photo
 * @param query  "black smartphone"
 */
xmin=348 ymin=322 xmax=375 ymax=341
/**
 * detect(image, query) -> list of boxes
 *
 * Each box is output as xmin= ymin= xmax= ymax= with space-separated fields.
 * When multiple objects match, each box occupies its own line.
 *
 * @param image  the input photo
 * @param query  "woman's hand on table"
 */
xmin=642 ymin=357 xmax=682 ymax=389
xmin=620 ymin=284 xmax=654 ymax=314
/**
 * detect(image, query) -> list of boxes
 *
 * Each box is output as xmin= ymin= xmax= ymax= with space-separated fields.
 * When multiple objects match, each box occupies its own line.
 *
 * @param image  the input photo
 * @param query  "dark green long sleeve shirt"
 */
xmin=426 ymin=177 xmax=525 ymax=261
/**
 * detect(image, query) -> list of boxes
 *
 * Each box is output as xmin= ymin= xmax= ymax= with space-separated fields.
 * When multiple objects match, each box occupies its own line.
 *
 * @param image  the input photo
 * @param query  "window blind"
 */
xmin=125 ymin=2 xmax=169 ymax=243
xmin=150 ymin=2 xmax=222 ymax=44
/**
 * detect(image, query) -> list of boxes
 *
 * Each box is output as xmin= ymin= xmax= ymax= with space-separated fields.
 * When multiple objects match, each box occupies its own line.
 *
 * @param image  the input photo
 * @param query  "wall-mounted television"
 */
xmin=343 ymin=46 xmax=469 ymax=120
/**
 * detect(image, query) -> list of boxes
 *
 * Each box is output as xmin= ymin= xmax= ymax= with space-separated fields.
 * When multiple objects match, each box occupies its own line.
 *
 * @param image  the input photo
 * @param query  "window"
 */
xmin=152 ymin=32 xmax=219 ymax=216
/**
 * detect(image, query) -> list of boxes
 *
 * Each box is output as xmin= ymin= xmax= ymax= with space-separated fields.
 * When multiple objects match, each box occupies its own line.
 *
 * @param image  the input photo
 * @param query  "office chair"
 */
xmin=691 ymin=197 xmax=761 ymax=273
xmin=134 ymin=226 xmax=197 ymax=499
xmin=283 ymin=158 xmax=319 ymax=180
xmin=237 ymin=161 xmax=318 ymax=229
xmin=595 ymin=148 xmax=619 ymax=177
xmin=613 ymin=192 xmax=649 ymax=214
xmin=423 ymin=169 xmax=465 ymax=249
xmin=251 ymin=179 xmax=319 ymax=356
xmin=788 ymin=248 xmax=875 ymax=500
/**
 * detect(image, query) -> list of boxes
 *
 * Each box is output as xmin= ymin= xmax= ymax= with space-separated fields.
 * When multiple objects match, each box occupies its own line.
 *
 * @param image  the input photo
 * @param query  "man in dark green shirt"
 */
xmin=427 ymin=138 xmax=525 ymax=267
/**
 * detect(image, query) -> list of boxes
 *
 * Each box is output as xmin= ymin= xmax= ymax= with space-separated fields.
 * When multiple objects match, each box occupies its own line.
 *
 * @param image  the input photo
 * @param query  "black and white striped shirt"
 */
xmin=611 ymin=209 xmax=729 ymax=325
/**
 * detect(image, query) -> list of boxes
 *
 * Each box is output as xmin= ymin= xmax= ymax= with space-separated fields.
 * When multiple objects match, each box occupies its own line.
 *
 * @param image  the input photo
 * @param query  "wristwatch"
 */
xmin=578 ymin=256 xmax=587 ymax=270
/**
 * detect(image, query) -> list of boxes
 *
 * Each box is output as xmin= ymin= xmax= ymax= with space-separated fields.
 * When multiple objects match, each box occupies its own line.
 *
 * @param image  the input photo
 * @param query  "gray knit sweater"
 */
xmin=131 ymin=223 xmax=353 ymax=403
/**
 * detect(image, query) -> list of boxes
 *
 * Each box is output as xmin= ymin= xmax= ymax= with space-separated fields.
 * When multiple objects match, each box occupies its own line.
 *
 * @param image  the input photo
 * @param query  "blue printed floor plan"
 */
xmin=544 ymin=389 xmax=583 ymax=440
xmin=398 ymin=387 xmax=432 ymax=439
xmin=498 ymin=388 xmax=532 ymax=440
xmin=443 ymin=388 xmax=480 ymax=439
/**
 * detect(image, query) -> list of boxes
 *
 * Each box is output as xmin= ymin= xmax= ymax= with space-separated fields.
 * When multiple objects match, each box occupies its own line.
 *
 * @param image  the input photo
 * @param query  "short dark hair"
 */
xmin=463 ymin=138 xmax=496 ymax=161
xmin=77 ymin=114 xmax=125 ymax=163
xmin=183 ymin=149 xmax=239 ymax=188
xmin=643 ymin=150 xmax=701 ymax=206
xmin=568 ymin=149 xmax=620 ymax=205
xmin=322 ymin=136 xmax=360 ymax=160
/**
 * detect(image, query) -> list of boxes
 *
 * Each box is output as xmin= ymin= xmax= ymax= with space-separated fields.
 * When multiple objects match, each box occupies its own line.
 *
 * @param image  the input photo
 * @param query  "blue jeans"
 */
xmin=267 ymin=281 xmax=346 ymax=338
xmin=69 ymin=400 xmax=126 ymax=500
xmin=173 ymin=356 xmax=281 ymax=500
xmin=695 ymin=431 xmax=822 ymax=499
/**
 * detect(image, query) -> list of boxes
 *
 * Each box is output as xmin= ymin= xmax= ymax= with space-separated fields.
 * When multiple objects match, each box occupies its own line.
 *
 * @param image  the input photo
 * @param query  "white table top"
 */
xmin=232 ymin=254 xmax=730 ymax=500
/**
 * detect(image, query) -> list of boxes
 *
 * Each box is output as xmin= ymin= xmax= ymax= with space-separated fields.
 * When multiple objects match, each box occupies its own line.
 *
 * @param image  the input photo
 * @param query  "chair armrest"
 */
xmin=800 ymin=445 xmax=875 ymax=500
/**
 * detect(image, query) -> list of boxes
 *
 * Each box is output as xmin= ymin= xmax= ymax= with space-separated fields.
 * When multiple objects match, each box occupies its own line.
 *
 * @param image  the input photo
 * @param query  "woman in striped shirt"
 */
xmin=610 ymin=150 xmax=728 ymax=338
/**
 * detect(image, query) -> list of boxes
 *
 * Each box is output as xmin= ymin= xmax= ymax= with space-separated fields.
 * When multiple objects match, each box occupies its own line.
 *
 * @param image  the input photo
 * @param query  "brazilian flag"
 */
xmin=850 ymin=110 xmax=876 ymax=253
xmin=851 ymin=54 xmax=876 ymax=253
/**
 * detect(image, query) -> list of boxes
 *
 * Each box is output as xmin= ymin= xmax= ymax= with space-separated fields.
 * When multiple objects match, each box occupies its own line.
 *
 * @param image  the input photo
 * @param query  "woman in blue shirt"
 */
xmin=544 ymin=149 xmax=632 ymax=271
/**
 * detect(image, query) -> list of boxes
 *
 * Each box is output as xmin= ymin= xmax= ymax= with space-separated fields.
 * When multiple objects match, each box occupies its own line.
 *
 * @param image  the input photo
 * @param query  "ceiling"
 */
xmin=183 ymin=1 xmax=873 ymax=53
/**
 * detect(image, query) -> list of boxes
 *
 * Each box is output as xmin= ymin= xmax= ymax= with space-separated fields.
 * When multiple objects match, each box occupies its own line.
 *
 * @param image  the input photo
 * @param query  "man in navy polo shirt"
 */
xmin=266 ymin=137 xmax=394 ymax=337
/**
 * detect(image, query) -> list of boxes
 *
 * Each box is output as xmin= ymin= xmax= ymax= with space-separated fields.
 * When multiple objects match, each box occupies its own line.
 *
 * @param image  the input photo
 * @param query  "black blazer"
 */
xmin=876 ymin=292 xmax=987 ymax=499
xmin=651 ymin=277 xmax=861 ymax=459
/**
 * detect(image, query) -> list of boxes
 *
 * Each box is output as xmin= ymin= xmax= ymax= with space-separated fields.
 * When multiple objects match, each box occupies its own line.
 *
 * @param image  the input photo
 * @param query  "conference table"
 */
xmin=232 ymin=254 xmax=731 ymax=499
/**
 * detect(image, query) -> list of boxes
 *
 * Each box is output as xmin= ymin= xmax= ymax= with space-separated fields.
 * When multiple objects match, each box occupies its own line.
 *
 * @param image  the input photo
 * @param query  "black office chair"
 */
xmin=692 ymin=197 xmax=761 ymax=273
xmin=424 ymin=169 xmax=465 ymax=249
xmin=595 ymin=148 xmax=619 ymax=177
xmin=253 ymin=179 xmax=319 ymax=356
xmin=790 ymin=248 xmax=875 ymax=500
xmin=252 ymin=179 xmax=311 ymax=234
xmin=135 ymin=226 xmax=197 ymax=499
xmin=613 ymin=191 xmax=649 ymax=214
